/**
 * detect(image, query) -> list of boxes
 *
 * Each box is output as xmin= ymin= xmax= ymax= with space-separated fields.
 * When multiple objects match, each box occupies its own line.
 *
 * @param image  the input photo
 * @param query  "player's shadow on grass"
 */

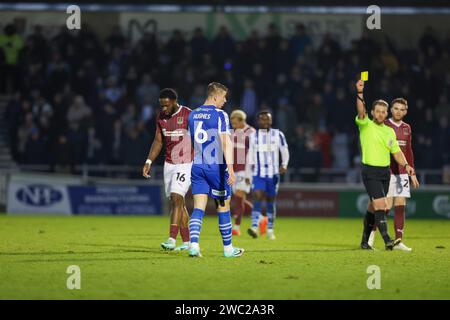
xmin=1 ymin=243 xmax=165 ymax=258
xmin=250 ymin=248 xmax=359 ymax=253
xmin=407 ymin=236 xmax=450 ymax=239
xmin=9 ymin=243 xmax=183 ymax=263
xmin=250 ymin=242 xmax=359 ymax=253
xmin=15 ymin=256 xmax=175 ymax=263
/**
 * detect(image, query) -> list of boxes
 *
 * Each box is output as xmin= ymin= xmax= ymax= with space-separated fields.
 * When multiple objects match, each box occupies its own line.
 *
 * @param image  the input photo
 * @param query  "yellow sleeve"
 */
xmin=355 ymin=114 xmax=369 ymax=127
xmin=389 ymin=131 xmax=401 ymax=154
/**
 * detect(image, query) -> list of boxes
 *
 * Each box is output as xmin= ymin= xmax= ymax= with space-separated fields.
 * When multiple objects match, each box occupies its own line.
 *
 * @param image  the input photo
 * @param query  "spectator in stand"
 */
xmin=23 ymin=127 xmax=47 ymax=165
xmin=240 ymin=79 xmax=258 ymax=120
xmin=103 ymin=76 xmax=122 ymax=104
xmin=121 ymin=103 xmax=138 ymax=132
xmin=0 ymin=24 xmax=24 ymax=93
xmin=190 ymin=27 xmax=210 ymax=66
xmin=3 ymin=22 xmax=449 ymax=176
xmin=331 ymin=128 xmax=350 ymax=169
xmin=289 ymin=23 xmax=312 ymax=60
xmin=67 ymin=95 xmax=92 ymax=127
xmin=166 ymin=29 xmax=186 ymax=66
xmin=86 ymin=126 xmax=104 ymax=164
xmin=136 ymin=73 xmax=159 ymax=106
xmin=212 ymin=26 xmax=235 ymax=67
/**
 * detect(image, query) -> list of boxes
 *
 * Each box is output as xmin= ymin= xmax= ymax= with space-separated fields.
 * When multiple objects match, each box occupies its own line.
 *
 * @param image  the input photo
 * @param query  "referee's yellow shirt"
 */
xmin=355 ymin=115 xmax=401 ymax=167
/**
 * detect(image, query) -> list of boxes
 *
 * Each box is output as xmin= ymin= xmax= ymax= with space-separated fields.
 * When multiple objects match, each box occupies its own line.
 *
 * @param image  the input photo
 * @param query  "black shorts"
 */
xmin=361 ymin=164 xmax=390 ymax=201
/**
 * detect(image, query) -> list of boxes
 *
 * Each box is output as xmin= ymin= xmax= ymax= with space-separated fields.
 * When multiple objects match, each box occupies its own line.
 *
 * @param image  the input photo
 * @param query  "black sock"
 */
xmin=374 ymin=210 xmax=391 ymax=243
xmin=361 ymin=211 xmax=375 ymax=244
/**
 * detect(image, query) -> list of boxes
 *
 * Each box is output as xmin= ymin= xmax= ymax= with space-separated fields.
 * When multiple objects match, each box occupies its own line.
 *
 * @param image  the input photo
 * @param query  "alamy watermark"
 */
xmin=366 ymin=265 xmax=381 ymax=290
xmin=66 ymin=265 xmax=81 ymax=290
xmin=66 ymin=5 xmax=81 ymax=30
xmin=366 ymin=5 xmax=381 ymax=30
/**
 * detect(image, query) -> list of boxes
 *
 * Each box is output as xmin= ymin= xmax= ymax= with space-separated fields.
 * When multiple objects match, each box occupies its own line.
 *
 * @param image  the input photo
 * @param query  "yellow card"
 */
xmin=361 ymin=71 xmax=368 ymax=81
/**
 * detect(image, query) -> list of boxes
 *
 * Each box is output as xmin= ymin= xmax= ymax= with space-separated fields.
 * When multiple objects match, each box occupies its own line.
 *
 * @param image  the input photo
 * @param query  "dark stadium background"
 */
xmin=0 ymin=0 xmax=449 ymax=217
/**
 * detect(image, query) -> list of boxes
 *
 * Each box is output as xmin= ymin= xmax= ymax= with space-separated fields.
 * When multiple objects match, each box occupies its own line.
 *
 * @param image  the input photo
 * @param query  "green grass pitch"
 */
xmin=0 ymin=215 xmax=449 ymax=300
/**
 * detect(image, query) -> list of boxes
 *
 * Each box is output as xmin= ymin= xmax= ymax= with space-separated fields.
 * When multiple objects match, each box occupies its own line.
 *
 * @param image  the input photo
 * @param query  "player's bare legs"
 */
xmin=162 ymin=193 xmax=187 ymax=250
xmin=390 ymin=197 xmax=411 ymax=251
xmin=232 ymin=189 xmax=251 ymax=235
xmin=173 ymin=197 xmax=190 ymax=251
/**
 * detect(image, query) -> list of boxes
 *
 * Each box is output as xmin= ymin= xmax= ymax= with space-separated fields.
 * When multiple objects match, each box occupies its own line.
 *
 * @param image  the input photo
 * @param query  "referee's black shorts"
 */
xmin=361 ymin=164 xmax=390 ymax=201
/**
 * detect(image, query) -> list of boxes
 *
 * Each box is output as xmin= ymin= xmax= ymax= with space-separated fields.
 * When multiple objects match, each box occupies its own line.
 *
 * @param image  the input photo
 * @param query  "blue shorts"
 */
xmin=252 ymin=175 xmax=280 ymax=197
xmin=191 ymin=164 xmax=231 ymax=200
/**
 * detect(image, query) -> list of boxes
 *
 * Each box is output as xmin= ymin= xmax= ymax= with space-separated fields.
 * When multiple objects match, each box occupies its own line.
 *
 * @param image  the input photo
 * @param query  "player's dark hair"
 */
xmin=391 ymin=98 xmax=408 ymax=108
xmin=371 ymin=99 xmax=389 ymax=110
xmin=207 ymin=82 xmax=228 ymax=97
xmin=159 ymin=88 xmax=178 ymax=101
xmin=257 ymin=110 xmax=272 ymax=118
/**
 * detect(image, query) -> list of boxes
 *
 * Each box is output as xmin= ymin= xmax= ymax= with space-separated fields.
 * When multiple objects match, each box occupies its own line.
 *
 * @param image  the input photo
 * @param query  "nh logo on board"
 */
xmin=16 ymin=185 xmax=63 ymax=206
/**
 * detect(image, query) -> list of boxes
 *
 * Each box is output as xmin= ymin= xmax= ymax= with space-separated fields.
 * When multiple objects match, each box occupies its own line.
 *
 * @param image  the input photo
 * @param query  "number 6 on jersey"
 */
xmin=194 ymin=121 xmax=208 ymax=144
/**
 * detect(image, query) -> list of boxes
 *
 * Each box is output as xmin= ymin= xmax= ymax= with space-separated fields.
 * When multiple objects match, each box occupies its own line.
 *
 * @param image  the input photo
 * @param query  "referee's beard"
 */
xmin=373 ymin=118 xmax=385 ymax=125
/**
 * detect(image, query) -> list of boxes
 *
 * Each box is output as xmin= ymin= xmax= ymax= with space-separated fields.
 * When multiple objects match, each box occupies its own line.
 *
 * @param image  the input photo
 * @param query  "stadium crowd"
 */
xmin=1 ymin=22 xmax=450 ymax=175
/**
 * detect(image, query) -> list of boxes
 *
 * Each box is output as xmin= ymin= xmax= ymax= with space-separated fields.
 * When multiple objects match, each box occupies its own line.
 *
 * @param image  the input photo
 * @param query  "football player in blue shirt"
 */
xmin=187 ymin=82 xmax=245 ymax=258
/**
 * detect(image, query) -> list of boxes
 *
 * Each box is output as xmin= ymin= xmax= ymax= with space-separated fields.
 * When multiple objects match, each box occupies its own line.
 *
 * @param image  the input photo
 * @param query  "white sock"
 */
xmin=169 ymin=237 xmax=176 ymax=243
xmin=233 ymin=224 xmax=240 ymax=231
xmin=224 ymin=244 xmax=233 ymax=253
xmin=191 ymin=242 xmax=199 ymax=249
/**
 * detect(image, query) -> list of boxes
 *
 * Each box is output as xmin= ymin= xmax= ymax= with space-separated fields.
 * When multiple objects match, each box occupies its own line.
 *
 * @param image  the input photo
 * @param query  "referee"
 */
xmin=355 ymin=79 xmax=415 ymax=250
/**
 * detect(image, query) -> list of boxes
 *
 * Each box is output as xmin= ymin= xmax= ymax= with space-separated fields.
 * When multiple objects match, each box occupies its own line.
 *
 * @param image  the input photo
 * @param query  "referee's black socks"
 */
xmin=374 ymin=210 xmax=391 ymax=243
xmin=361 ymin=211 xmax=375 ymax=244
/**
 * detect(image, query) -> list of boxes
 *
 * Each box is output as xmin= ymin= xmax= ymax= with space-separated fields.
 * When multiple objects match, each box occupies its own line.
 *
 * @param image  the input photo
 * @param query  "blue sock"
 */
xmin=267 ymin=202 xmax=275 ymax=230
xmin=218 ymin=211 xmax=232 ymax=246
xmin=251 ymin=201 xmax=262 ymax=228
xmin=189 ymin=208 xmax=204 ymax=244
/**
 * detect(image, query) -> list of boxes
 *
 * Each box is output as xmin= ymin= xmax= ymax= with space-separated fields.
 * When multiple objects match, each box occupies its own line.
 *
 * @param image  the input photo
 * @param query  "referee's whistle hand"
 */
xmin=356 ymin=80 xmax=364 ymax=92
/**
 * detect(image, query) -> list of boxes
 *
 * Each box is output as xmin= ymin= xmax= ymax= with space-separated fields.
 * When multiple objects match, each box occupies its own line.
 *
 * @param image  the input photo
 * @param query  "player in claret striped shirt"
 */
xmin=230 ymin=109 xmax=255 ymax=236
xmin=142 ymin=88 xmax=193 ymax=252
xmin=246 ymin=111 xmax=290 ymax=240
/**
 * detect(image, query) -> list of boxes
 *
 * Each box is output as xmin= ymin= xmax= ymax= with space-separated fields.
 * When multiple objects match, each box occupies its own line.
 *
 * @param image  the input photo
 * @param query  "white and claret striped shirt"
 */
xmin=245 ymin=128 xmax=290 ymax=178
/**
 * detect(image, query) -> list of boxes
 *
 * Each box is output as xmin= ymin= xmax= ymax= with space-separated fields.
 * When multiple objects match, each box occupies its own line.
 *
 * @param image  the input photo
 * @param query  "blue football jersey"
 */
xmin=188 ymin=105 xmax=231 ymax=167
xmin=188 ymin=105 xmax=231 ymax=199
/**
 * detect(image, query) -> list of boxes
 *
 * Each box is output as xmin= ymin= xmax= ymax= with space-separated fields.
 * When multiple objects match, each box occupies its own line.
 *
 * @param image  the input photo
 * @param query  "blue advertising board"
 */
xmin=67 ymin=185 xmax=162 ymax=215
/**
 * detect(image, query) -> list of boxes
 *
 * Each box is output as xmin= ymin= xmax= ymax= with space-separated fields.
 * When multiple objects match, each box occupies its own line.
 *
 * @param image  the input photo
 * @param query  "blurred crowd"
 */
xmin=1 ymin=22 xmax=450 ymax=175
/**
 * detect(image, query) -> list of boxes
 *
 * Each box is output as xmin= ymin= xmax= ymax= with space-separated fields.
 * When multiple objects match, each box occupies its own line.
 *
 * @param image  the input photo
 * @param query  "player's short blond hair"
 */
xmin=207 ymin=82 xmax=228 ymax=97
xmin=230 ymin=109 xmax=247 ymax=121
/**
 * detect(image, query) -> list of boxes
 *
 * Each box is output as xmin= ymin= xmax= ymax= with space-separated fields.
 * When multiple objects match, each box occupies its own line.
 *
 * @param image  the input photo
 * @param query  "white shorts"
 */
xmin=232 ymin=171 xmax=251 ymax=194
xmin=387 ymin=174 xmax=411 ymax=198
xmin=163 ymin=162 xmax=192 ymax=198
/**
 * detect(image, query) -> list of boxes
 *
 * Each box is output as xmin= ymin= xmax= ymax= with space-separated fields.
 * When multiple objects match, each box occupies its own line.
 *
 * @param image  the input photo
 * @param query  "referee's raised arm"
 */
xmin=356 ymin=79 xmax=366 ymax=119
